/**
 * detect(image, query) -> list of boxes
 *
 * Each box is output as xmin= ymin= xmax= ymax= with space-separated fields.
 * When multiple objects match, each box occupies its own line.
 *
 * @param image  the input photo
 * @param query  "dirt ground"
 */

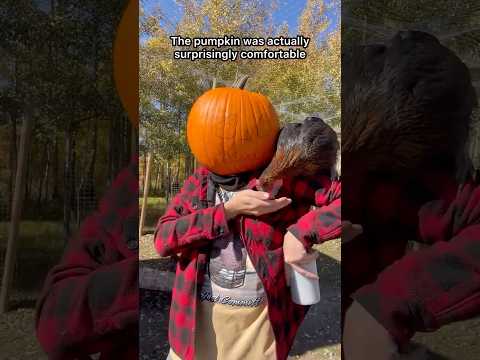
xmin=0 ymin=298 xmax=47 ymax=360
xmin=412 ymin=318 xmax=480 ymax=359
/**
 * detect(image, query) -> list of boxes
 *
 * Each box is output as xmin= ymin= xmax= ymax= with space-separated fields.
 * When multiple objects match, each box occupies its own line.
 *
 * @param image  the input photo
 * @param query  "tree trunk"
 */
xmin=111 ymin=118 xmax=122 ymax=181
xmin=37 ymin=142 xmax=49 ymax=207
xmin=160 ymin=163 xmax=165 ymax=195
xmin=8 ymin=113 xmax=17 ymax=206
xmin=362 ymin=15 xmax=367 ymax=43
xmin=52 ymin=133 xmax=59 ymax=200
xmin=44 ymin=142 xmax=51 ymax=202
xmin=141 ymin=153 xmax=147 ymax=194
xmin=91 ymin=120 xmax=98 ymax=175
xmin=117 ymin=116 xmax=124 ymax=168
xmin=175 ymin=156 xmax=181 ymax=183
xmin=166 ymin=162 xmax=171 ymax=203
xmin=139 ymin=153 xmax=153 ymax=238
xmin=77 ymin=120 xmax=97 ymax=225
xmin=108 ymin=117 xmax=116 ymax=184
xmin=71 ymin=136 xmax=77 ymax=225
xmin=0 ymin=112 xmax=34 ymax=313
xmin=25 ymin=146 xmax=32 ymax=203
xmin=154 ymin=165 xmax=161 ymax=195
xmin=63 ymin=124 xmax=73 ymax=240
xmin=184 ymin=153 xmax=190 ymax=180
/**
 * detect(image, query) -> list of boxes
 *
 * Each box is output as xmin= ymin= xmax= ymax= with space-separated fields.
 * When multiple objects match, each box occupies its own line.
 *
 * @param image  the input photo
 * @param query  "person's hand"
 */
xmin=342 ymin=221 xmax=363 ymax=244
xmin=283 ymin=231 xmax=319 ymax=279
xmin=343 ymin=301 xmax=398 ymax=360
xmin=223 ymin=189 xmax=291 ymax=220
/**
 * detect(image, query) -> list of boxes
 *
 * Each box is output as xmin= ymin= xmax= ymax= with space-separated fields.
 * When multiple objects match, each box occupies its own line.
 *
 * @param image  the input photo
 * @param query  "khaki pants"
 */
xmin=168 ymin=301 xmax=276 ymax=360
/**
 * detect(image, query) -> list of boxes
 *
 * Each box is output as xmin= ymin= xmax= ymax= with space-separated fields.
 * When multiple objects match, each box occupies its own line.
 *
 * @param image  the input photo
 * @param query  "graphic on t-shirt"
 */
xmin=208 ymin=233 xmax=247 ymax=288
xmin=200 ymin=187 xmax=266 ymax=306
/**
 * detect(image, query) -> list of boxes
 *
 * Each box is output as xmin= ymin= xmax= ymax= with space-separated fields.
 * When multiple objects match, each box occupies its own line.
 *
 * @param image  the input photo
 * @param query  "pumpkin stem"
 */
xmin=233 ymin=75 xmax=249 ymax=89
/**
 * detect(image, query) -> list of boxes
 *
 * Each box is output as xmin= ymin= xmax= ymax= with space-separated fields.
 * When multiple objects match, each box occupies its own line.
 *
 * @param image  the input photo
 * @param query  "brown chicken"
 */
xmin=342 ymin=31 xmax=477 ymax=183
xmin=258 ymin=116 xmax=339 ymax=196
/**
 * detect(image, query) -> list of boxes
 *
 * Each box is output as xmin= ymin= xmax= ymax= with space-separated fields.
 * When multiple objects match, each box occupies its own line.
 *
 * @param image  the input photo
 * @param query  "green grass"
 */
xmin=139 ymin=197 xmax=167 ymax=233
xmin=0 ymin=198 xmax=168 ymax=251
xmin=0 ymin=221 xmax=64 ymax=252
xmin=139 ymin=197 xmax=167 ymax=208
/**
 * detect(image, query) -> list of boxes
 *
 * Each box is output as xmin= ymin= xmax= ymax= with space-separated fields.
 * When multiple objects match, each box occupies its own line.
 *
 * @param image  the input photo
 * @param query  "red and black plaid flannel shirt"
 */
xmin=352 ymin=181 xmax=480 ymax=346
xmin=36 ymin=158 xmax=139 ymax=360
xmin=154 ymin=167 xmax=341 ymax=360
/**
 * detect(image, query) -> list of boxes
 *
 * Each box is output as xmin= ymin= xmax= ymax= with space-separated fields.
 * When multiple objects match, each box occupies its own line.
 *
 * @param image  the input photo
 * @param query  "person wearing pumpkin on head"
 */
xmin=155 ymin=76 xmax=342 ymax=360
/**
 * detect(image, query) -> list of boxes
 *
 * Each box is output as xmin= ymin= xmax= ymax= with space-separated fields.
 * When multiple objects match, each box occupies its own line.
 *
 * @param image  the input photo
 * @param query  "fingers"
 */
xmin=289 ymin=263 xmax=319 ymax=280
xmin=244 ymin=189 xmax=271 ymax=200
xmin=247 ymin=197 xmax=292 ymax=216
xmin=271 ymin=197 xmax=292 ymax=209
xmin=261 ymin=197 xmax=291 ymax=214
xmin=246 ymin=190 xmax=290 ymax=204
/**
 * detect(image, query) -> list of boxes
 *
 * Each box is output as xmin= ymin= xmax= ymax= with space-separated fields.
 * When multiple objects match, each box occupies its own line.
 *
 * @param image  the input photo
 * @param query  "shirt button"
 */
xmin=215 ymin=226 xmax=224 ymax=235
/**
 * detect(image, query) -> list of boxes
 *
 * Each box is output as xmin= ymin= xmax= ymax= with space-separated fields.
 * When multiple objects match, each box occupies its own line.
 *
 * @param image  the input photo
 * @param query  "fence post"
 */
xmin=139 ymin=153 xmax=153 ymax=239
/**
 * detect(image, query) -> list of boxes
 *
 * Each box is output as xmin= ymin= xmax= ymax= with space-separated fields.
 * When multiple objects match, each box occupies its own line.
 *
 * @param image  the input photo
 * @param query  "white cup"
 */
xmin=288 ymin=260 xmax=321 ymax=305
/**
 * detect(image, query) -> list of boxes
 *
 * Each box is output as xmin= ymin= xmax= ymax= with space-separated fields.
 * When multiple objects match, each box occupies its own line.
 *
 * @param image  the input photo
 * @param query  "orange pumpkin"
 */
xmin=187 ymin=76 xmax=280 ymax=175
xmin=113 ymin=0 xmax=139 ymax=128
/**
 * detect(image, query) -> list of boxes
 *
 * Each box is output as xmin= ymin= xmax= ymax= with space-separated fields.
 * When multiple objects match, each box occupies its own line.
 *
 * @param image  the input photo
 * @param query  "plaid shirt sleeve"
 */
xmin=287 ymin=178 xmax=342 ymax=248
xmin=154 ymin=169 xmax=230 ymax=257
xmin=353 ymin=183 xmax=480 ymax=346
xmin=35 ymin=158 xmax=139 ymax=359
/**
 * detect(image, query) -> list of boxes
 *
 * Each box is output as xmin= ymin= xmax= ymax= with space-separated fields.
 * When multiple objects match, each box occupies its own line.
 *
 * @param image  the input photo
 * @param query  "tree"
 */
xmin=140 ymin=0 xmax=341 ymax=193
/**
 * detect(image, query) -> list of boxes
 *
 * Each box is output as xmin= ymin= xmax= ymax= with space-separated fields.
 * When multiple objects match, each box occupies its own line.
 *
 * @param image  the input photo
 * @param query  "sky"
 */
xmin=142 ymin=0 xmax=340 ymax=38
xmin=32 ymin=0 xmax=340 ymax=35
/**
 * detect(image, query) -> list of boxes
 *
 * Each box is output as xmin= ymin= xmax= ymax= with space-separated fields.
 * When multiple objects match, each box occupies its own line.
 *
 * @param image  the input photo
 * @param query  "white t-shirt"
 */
xmin=199 ymin=188 xmax=266 ymax=307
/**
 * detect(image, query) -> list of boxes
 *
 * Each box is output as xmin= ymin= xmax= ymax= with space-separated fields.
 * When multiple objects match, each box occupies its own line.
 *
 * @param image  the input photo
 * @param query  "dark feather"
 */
xmin=259 ymin=116 xmax=338 ymax=187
